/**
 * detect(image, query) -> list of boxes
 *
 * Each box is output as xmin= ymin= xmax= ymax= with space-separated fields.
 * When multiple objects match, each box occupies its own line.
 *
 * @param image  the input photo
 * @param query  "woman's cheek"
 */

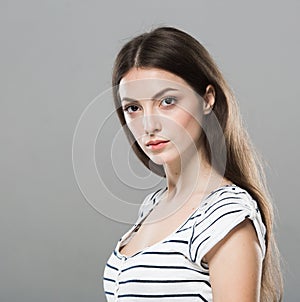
xmin=126 ymin=118 xmax=143 ymax=141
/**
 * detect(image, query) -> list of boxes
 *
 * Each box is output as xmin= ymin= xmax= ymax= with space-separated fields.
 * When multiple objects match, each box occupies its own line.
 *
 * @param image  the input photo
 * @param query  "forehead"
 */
xmin=119 ymin=68 xmax=193 ymax=100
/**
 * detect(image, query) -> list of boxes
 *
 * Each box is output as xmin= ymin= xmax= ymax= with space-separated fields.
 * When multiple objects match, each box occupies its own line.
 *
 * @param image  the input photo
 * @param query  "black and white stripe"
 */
xmin=103 ymin=184 xmax=266 ymax=301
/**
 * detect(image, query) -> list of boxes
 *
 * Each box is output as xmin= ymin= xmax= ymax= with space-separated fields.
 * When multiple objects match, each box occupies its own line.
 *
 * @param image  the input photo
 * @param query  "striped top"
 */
xmin=103 ymin=184 xmax=266 ymax=302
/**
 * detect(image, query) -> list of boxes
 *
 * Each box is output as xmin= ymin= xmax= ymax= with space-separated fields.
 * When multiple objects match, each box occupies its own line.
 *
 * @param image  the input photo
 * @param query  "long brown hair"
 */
xmin=112 ymin=26 xmax=283 ymax=301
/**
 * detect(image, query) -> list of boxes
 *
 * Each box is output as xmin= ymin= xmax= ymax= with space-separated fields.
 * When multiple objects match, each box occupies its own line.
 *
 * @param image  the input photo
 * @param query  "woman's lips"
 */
xmin=145 ymin=140 xmax=170 ymax=150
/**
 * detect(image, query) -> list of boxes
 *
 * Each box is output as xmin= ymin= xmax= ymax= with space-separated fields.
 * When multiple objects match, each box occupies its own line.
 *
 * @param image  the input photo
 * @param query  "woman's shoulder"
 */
xmin=199 ymin=184 xmax=259 ymax=213
xmin=190 ymin=184 xmax=267 ymax=261
xmin=137 ymin=187 xmax=167 ymax=220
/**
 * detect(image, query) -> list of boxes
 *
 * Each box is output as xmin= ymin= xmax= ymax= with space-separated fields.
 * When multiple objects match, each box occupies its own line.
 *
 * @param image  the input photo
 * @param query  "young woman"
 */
xmin=103 ymin=27 xmax=283 ymax=301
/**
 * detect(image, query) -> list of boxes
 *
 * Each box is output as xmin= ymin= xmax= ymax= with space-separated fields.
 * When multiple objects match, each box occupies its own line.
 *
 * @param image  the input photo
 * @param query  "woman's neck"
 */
xmin=163 ymin=149 xmax=228 ymax=203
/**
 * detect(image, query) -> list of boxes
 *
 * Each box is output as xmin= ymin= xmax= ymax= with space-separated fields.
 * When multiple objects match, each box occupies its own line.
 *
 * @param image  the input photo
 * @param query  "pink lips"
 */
xmin=146 ymin=139 xmax=170 ymax=150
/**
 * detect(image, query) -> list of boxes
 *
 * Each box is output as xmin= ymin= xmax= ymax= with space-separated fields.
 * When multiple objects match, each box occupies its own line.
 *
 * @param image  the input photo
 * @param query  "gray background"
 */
xmin=1 ymin=0 xmax=299 ymax=301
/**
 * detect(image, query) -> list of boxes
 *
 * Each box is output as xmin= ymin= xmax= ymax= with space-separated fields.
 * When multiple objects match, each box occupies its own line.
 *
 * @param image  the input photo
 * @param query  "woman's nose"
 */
xmin=142 ymin=112 xmax=161 ymax=135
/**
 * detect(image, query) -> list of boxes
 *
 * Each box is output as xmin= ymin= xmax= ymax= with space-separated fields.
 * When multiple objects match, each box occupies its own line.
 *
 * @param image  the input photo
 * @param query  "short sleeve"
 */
xmin=189 ymin=186 xmax=267 ymax=267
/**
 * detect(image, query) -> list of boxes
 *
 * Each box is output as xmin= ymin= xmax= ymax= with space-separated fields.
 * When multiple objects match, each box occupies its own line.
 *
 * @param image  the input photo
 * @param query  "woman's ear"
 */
xmin=203 ymin=85 xmax=216 ymax=115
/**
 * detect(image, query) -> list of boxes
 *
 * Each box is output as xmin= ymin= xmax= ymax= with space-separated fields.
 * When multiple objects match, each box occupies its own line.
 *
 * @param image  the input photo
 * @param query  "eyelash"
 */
xmin=122 ymin=96 xmax=177 ymax=114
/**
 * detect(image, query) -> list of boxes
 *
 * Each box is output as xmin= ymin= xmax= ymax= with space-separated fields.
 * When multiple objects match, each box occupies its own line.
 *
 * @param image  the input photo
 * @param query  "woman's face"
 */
xmin=119 ymin=68 xmax=209 ymax=166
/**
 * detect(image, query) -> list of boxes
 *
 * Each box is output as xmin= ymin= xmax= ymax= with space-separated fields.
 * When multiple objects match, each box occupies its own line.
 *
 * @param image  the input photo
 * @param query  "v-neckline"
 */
xmin=116 ymin=184 xmax=236 ymax=259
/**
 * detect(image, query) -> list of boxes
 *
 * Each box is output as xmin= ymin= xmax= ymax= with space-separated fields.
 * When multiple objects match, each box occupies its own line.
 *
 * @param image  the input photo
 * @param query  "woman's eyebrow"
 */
xmin=121 ymin=88 xmax=179 ymax=102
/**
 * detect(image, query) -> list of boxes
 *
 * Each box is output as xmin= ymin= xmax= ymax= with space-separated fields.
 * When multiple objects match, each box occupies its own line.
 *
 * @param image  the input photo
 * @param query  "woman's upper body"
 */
xmin=107 ymin=26 xmax=283 ymax=301
xmin=103 ymin=183 xmax=266 ymax=301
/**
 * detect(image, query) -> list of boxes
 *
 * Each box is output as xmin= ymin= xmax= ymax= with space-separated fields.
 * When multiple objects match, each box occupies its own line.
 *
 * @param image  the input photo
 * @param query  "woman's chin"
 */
xmin=148 ymin=153 xmax=180 ymax=167
xmin=149 ymin=157 xmax=166 ymax=166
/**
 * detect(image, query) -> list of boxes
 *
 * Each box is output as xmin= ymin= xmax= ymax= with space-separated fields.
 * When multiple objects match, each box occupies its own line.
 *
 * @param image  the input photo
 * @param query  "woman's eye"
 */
xmin=123 ymin=105 xmax=140 ymax=113
xmin=161 ymin=97 xmax=177 ymax=107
